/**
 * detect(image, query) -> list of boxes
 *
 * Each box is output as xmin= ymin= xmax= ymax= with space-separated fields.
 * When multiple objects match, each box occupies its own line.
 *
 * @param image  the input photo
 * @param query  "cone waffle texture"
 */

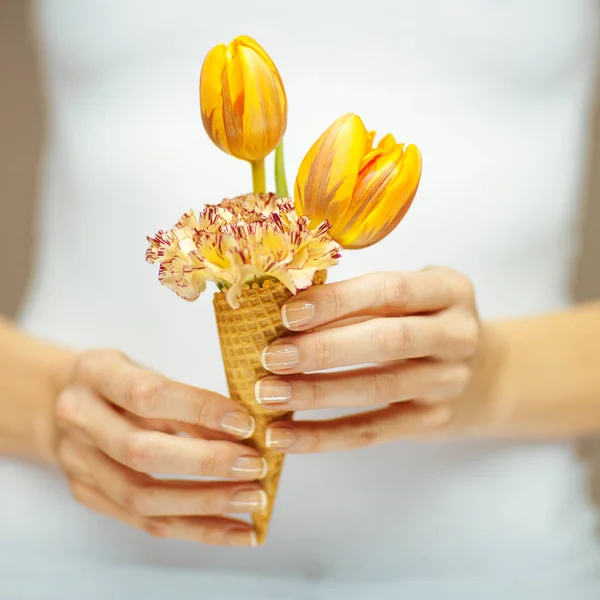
xmin=213 ymin=270 xmax=327 ymax=544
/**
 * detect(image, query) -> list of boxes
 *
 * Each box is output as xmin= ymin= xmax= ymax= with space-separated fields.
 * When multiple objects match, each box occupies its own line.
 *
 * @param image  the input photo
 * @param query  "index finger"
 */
xmin=281 ymin=268 xmax=469 ymax=332
xmin=73 ymin=350 xmax=255 ymax=439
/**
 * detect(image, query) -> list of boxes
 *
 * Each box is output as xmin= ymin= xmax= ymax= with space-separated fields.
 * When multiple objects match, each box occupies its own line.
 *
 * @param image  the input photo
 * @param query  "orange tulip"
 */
xmin=294 ymin=113 xmax=422 ymax=249
xmin=199 ymin=36 xmax=287 ymax=163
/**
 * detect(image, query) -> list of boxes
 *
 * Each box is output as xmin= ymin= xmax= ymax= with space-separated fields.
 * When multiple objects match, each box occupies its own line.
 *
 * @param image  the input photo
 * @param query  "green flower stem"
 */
xmin=274 ymin=140 xmax=289 ymax=198
xmin=251 ymin=159 xmax=266 ymax=194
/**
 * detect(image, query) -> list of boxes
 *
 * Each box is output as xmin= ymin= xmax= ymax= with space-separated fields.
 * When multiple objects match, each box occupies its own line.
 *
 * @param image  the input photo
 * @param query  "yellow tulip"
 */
xmin=294 ymin=113 xmax=422 ymax=249
xmin=199 ymin=35 xmax=287 ymax=163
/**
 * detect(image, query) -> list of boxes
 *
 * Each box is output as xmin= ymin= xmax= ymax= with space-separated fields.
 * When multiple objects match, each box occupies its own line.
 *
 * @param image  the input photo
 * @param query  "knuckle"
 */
xmin=72 ymin=349 xmax=119 ymax=382
xmin=451 ymin=364 xmax=472 ymax=389
xmin=431 ymin=265 xmax=456 ymax=277
xmin=193 ymin=394 xmax=216 ymax=426
xmin=350 ymin=421 xmax=380 ymax=448
xmin=54 ymin=389 xmax=81 ymax=425
xmin=454 ymin=320 xmax=480 ymax=356
xmin=144 ymin=518 xmax=170 ymax=538
xmin=424 ymin=404 xmax=455 ymax=432
xmin=436 ymin=364 xmax=471 ymax=397
xmin=199 ymin=450 xmax=219 ymax=477
xmin=365 ymin=370 xmax=396 ymax=405
xmin=379 ymin=273 xmax=410 ymax=312
xmin=121 ymin=483 xmax=152 ymax=515
xmin=199 ymin=524 xmax=223 ymax=545
xmin=56 ymin=437 xmax=74 ymax=468
xmin=124 ymin=374 xmax=167 ymax=417
xmin=123 ymin=432 xmax=154 ymax=472
xmin=321 ymin=285 xmax=344 ymax=320
xmin=375 ymin=321 xmax=414 ymax=360
xmin=395 ymin=322 xmax=415 ymax=354
xmin=420 ymin=264 xmax=438 ymax=274
xmin=305 ymin=379 xmax=326 ymax=409
xmin=69 ymin=479 xmax=90 ymax=505
xmin=71 ymin=352 xmax=97 ymax=382
xmin=306 ymin=428 xmax=324 ymax=454
xmin=200 ymin=492 xmax=226 ymax=516
xmin=426 ymin=267 xmax=476 ymax=307
xmin=452 ymin=271 xmax=476 ymax=304
xmin=313 ymin=334 xmax=336 ymax=369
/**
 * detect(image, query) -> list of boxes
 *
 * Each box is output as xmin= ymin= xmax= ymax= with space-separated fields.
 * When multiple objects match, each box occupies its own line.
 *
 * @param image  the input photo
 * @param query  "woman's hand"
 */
xmin=55 ymin=349 xmax=265 ymax=546
xmin=257 ymin=268 xmax=501 ymax=452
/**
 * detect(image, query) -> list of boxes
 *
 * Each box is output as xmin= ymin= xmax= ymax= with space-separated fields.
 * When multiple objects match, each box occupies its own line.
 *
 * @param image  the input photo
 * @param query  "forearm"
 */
xmin=0 ymin=316 xmax=75 ymax=462
xmin=483 ymin=301 xmax=600 ymax=438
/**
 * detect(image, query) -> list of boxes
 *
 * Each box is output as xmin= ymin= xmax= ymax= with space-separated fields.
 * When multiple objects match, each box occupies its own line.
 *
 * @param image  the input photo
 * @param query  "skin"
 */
xmin=260 ymin=268 xmax=600 ymax=447
xmin=2 ymin=267 xmax=600 ymax=548
xmin=3 ymin=0 xmax=599 ymax=551
xmin=0 ymin=320 xmax=265 ymax=547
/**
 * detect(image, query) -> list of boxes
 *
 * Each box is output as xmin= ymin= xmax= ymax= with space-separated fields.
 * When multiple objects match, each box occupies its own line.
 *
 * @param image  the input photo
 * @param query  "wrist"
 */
xmin=35 ymin=342 xmax=77 ymax=463
xmin=459 ymin=321 xmax=512 ymax=436
xmin=0 ymin=317 xmax=77 ymax=463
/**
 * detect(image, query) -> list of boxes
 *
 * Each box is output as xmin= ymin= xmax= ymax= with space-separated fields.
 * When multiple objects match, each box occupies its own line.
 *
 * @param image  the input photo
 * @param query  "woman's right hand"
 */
xmin=55 ymin=349 xmax=265 ymax=547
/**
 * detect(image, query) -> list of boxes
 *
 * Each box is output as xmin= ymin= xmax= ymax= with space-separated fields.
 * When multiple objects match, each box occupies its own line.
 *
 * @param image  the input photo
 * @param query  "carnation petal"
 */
xmin=146 ymin=193 xmax=342 ymax=308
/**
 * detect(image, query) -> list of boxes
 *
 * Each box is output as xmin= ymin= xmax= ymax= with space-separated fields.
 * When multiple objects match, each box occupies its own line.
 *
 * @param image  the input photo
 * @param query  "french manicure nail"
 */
xmin=266 ymin=426 xmax=296 ymax=449
xmin=221 ymin=411 xmax=255 ymax=439
xmin=231 ymin=455 xmax=268 ymax=480
xmin=255 ymin=379 xmax=293 ymax=405
xmin=260 ymin=344 xmax=299 ymax=372
xmin=226 ymin=527 xmax=258 ymax=547
xmin=282 ymin=301 xmax=315 ymax=330
xmin=229 ymin=488 xmax=268 ymax=511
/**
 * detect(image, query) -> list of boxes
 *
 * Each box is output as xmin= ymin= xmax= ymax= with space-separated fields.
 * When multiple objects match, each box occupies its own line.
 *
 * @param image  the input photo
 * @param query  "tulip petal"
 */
xmin=235 ymin=37 xmax=278 ymax=72
xmin=199 ymin=36 xmax=287 ymax=162
xmin=238 ymin=44 xmax=286 ymax=161
xmin=358 ymin=147 xmax=386 ymax=172
xmin=295 ymin=113 xmax=369 ymax=226
xmin=199 ymin=44 xmax=231 ymax=154
xmin=235 ymin=36 xmax=287 ymax=107
xmin=331 ymin=143 xmax=405 ymax=239
xmin=366 ymin=130 xmax=377 ymax=150
xmin=335 ymin=143 xmax=422 ymax=248
xmin=221 ymin=42 xmax=246 ymax=158
xmin=377 ymin=133 xmax=397 ymax=150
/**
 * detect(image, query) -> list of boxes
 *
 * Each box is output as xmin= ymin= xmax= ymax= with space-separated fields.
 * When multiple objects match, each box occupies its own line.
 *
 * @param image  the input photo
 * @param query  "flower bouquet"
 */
xmin=146 ymin=35 xmax=421 ymax=544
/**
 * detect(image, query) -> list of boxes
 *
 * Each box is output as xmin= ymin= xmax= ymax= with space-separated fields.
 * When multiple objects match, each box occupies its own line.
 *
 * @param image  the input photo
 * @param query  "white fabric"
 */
xmin=2 ymin=0 xmax=600 ymax=596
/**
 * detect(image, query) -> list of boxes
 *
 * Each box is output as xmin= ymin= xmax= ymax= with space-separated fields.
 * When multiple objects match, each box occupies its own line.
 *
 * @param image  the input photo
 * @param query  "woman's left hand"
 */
xmin=256 ymin=268 xmax=501 ymax=453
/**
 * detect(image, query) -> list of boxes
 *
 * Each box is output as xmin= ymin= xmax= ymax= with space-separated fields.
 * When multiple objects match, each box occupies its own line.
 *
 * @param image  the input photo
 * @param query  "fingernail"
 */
xmin=221 ymin=411 xmax=255 ymax=439
xmin=260 ymin=344 xmax=299 ymax=372
xmin=226 ymin=527 xmax=258 ymax=547
xmin=229 ymin=488 xmax=268 ymax=511
xmin=231 ymin=455 xmax=268 ymax=480
xmin=282 ymin=301 xmax=315 ymax=330
xmin=255 ymin=378 xmax=293 ymax=405
xmin=266 ymin=426 xmax=296 ymax=449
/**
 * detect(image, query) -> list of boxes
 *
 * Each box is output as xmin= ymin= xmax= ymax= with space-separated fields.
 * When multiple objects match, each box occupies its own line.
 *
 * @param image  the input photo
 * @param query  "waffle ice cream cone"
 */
xmin=213 ymin=270 xmax=327 ymax=544
xmin=146 ymin=193 xmax=340 ymax=542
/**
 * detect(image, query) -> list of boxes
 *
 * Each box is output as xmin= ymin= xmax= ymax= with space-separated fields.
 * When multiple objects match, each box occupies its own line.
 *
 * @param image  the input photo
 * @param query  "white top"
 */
xmin=2 ymin=0 xmax=600 ymax=598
